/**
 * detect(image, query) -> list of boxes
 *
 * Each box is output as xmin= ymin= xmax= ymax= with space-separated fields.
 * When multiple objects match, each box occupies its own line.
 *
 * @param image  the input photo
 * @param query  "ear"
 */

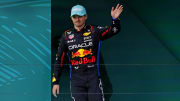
xmin=84 ymin=14 xmax=88 ymax=20
xmin=70 ymin=16 xmax=73 ymax=20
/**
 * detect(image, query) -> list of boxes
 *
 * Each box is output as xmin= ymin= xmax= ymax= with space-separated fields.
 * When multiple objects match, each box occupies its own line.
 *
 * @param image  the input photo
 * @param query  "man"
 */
xmin=52 ymin=4 xmax=123 ymax=101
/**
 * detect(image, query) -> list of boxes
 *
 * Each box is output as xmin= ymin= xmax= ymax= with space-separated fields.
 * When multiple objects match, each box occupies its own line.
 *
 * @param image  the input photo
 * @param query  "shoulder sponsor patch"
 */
xmin=68 ymin=34 xmax=74 ymax=39
xmin=112 ymin=27 xmax=118 ymax=33
xmin=97 ymin=26 xmax=104 ymax=29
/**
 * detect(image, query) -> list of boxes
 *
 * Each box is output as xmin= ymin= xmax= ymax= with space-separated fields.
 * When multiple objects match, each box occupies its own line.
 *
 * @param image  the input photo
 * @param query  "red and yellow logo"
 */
xmin=72 ymin=49 xmax=92 ymax=58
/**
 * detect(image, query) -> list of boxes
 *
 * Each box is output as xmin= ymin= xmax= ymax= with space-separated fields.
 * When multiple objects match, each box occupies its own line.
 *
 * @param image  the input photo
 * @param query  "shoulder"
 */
xmin=86 ymin=25 xmax=98 ymax=31
xmin=64 ymin=28 xmax=73 ymax=37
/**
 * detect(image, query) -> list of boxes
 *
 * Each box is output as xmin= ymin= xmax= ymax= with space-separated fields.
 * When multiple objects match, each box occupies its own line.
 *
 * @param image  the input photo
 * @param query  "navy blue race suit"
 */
xmin=52 ymin=18 xmax=121 ymax=101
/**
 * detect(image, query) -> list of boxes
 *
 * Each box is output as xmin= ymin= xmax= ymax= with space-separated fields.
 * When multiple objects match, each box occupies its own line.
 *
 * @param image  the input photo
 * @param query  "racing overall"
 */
xmin=52 ymin=18 xmax=121 ymax=101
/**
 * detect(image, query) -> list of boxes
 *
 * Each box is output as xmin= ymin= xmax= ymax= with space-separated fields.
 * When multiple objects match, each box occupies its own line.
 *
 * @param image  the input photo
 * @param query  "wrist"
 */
xmin=112 ymin=17 xmax=120 ymax=20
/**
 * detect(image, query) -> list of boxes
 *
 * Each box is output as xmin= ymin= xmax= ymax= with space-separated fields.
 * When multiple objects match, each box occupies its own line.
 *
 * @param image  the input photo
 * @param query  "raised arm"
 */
xmin=97 ymin=4 xmax=123 ymax=40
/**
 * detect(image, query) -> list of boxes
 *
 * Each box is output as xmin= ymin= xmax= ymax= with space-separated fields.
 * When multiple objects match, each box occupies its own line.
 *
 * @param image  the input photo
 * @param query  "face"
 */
xmin=71 ymin=15 xmax=87 ymax=27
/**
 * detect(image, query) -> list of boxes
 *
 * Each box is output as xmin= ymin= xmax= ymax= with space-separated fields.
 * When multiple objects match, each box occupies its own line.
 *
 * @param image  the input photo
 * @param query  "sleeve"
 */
xmin=52 ymin=33 xmax=67 ymax=85
xmin=96 ymin=18 xmax=121 ymax=41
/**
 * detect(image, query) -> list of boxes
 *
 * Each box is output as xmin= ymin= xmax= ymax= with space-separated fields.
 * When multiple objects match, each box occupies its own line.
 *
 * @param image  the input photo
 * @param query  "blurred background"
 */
xmin=0 ymin=0 xmax=51 ymax=101
xmin=0 ymin=0 xmax=180 ymax=101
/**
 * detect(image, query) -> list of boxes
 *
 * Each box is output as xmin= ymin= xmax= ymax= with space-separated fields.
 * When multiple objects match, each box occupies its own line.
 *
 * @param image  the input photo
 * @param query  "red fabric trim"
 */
xmin=64 ymin=31 xmax=67 ymax=40
xmin=101 ymin=27 xmax=111 ymax=37
xmin=65 ymin=31 xmax=67 ymax=37
xmin=90 ymin=25 xmax=93 ymax=32
xmin=60 ymin=52 xmax=65 ymax=67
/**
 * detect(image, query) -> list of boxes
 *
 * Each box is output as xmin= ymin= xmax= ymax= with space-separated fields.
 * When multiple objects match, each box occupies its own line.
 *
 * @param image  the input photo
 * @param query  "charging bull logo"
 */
xmin=72 ymin=49 xmax=92 ymax=58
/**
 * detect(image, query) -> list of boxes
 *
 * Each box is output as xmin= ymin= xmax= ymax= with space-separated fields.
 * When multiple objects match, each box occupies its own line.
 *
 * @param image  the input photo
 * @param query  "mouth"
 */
xmin=75 ymin=21 xmax=80 ymax=23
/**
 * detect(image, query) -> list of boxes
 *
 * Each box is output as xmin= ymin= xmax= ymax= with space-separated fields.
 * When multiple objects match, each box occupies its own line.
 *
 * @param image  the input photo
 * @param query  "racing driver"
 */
xmin=52 ymin=4 xmax=123 ymax=101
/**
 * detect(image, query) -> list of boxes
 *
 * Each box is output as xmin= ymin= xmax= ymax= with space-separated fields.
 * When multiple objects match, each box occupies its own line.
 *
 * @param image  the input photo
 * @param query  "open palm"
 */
xmin=111 ymin=4 xmax=123 ymax=19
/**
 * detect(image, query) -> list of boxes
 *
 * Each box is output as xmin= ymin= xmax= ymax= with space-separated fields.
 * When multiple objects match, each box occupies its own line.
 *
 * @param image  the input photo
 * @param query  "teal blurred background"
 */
xmin=52 ymin=0 xmax=180 ymax=101
xmin=0 ymin=0 xmax=51 ymax=101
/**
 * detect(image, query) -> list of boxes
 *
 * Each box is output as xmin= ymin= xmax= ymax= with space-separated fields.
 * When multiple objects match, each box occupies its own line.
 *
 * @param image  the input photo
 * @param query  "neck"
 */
xmin=74 ymin=23 xmax=85 ymax=31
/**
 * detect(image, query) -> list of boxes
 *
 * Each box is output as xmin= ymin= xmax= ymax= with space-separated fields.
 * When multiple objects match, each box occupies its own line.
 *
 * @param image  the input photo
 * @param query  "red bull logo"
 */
xmin=72 ymin=49 xmax=92 ymax=58
xmin=71 ymin=56 xmax=96 ymax=66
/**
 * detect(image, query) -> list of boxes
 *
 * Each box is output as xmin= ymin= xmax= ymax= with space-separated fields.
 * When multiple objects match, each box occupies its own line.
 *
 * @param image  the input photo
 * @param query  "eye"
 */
xmin=72 ymin=15 xmax=78 ymax=18
xmin=72 ymin=16 xmax=76 ymax=18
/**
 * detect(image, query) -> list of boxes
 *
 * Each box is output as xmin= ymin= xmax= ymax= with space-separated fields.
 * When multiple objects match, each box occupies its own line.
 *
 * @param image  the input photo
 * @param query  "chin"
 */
xmin=76 ymin=24 xmax=83 ymax=27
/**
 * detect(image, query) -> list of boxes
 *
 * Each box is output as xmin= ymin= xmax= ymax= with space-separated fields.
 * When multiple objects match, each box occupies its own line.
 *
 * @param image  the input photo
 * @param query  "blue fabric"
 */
xmin=97 ymin=41 xmax=101 ymax=77
xmin=112 ymin=17 xmax=118 ymax=20
xmin=67 ymin=53 xmax=72 ymax=78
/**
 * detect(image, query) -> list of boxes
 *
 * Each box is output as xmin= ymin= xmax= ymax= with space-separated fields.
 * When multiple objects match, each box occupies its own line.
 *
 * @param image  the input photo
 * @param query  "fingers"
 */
xmin=52 ymin=85 xmax=59 ymax=98
xmin=53 ymin=89 xmax=57 ymax=98
xmin=54 ymin=94 xmax=57 ymax=98
xmin=113 ymin=4 xmax=123 ymax=11
xmin=119 ymin=5 xmax=123 ymax=10
xmin=57 ymin=87 xmax=59 ymax=95
xmin=115 ymin=3 xmax=120 ymax=10
xmin=111 ymin=7 xmax=114 ymax=12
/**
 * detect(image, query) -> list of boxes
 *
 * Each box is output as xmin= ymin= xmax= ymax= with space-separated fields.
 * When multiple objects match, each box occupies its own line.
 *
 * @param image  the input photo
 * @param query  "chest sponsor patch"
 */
xmin=67 ymin=39 xmax=76 ymax=43
xmin=68 ymin=34 xmax=74 ymax=39
xmin=71 ymin=56 xmax=96 ymax=66
xmin=72 ymin=49 xmax=92 ymax=58
xmin=83 ymin=32 xmax=91 ymax=36
xmin=84 ymin=36 xmax=92 ymax=42
xmin=68 ymin=41 xmax=93 ymax=50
